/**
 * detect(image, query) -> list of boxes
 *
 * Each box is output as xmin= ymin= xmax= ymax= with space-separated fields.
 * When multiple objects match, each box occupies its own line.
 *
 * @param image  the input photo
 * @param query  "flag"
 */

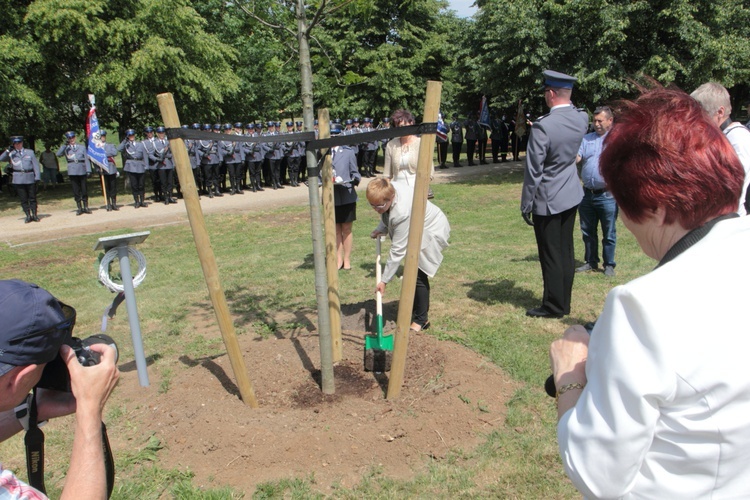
xmin=514 ymin=100 xmax=526 ymax=137
xmin=86 ymin=95 xmax=107 ymax=170
xmin=436 ymin=112 xmax=448 ymax=142
xmin=478 ymin=96 xmax=490 ymax=128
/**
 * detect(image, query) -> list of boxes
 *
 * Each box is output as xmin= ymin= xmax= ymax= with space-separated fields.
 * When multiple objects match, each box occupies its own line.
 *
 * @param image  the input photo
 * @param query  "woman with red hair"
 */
xmin=549 ymin=87 xmax=750 ymax=498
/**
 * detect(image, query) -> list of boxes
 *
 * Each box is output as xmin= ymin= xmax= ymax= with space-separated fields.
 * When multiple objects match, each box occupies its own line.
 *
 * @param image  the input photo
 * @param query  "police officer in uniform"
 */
xmin=295 ymin=121 xmax=308 ymax=183
xmin=358 ymin=117 xmax=378 ymax=177
xmin=521 ymin=70 xmax=589 ymax=319
xmin=196 ymin=124 xmax=223 ymax=198
xmin=464 ymin=113 xmax=478 ymax=166
xmin=436 ymin=113 xmax=450 ymax=169
xmin=140 ymin=126 xmax=162 ymax=202
xmin=221 ymin=123 xmax=245 ymax=194
xmin=263 ymin=121 xmax=284 ymax=189
xmin=243 ymin=123 xmax=265 ymax=192
xmin=57 ymin=131 xmax=92 ymax=215
xmin=100 ymin=130 xmax=120 ymax=211
xmin=151 ymin=126 xmax=176 ymax=204
xmin=186 ymin=123 xmax=202 ymax=195
xmin=117 ymin=129 xmax=148 ymax=207
xmin=450 ymin=113 xmax=464 ymax=167
xmin=1 ymin=136 xmax=41 ymax=222
xmin=490 ymin=113 xmax=510 ymax=163
xmin=282 ymin=121 xmax=300 ymax=186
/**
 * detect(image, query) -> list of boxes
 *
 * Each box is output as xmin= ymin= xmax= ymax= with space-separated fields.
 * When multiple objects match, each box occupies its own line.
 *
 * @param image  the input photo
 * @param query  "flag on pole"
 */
xmin=478 ymin=96 xmax=490 ymax=128
xmin=514 ymin=100 xmax=526 ymax=137
xmin=86 ymin=94 xmax=107 ymax=170
xmin=436 ymin=112 xmax=448 ymax=142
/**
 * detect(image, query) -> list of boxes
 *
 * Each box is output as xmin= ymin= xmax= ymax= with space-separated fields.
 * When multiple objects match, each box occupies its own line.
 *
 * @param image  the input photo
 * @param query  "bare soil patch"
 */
xmin=114 ymin=303 xmax=517 ymax=494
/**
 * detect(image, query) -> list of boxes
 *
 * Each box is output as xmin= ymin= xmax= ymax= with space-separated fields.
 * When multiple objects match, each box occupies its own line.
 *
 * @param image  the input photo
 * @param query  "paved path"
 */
xmin=2 ymin=161 xmax=519 ymax=247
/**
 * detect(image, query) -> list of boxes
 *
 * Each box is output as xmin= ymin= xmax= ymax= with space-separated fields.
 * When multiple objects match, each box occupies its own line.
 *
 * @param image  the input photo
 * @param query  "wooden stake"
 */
xmin=157 ymin=93 xmax=258 ymax=408
xmin=386 ymin=81 xmax=442 ymax=400
xmin=319 ymin=110 xmax=343 ymax=362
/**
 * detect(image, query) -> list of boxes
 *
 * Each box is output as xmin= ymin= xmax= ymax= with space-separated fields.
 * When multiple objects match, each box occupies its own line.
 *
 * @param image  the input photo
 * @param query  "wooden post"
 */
xmin=319 ymin=110 xmax=343 ymax=362
xmin=386 ymin=81 xmax=442 ymax=400
xmin=157 ymin=93 xmax=258 ymax=408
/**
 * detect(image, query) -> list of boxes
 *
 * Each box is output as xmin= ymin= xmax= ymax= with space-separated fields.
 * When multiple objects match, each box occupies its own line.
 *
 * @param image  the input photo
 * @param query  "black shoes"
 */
xmin=526 ymin=307 xmax=564 ymax=319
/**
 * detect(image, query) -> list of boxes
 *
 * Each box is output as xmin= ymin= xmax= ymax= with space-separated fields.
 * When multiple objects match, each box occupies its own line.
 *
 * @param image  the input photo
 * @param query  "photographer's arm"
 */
xmin=59 ymin=344 xmax=119 ymax=500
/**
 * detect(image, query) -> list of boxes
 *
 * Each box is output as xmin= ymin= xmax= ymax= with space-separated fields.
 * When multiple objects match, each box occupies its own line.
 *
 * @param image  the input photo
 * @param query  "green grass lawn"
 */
xmin=0 ymin=168 xmax=654 ymax=498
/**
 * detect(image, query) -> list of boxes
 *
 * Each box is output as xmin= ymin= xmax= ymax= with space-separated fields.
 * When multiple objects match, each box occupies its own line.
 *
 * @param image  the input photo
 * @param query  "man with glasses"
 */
xmin=0 ymin=280 xmax=119 ymax=499
xmin=521 ymin=70 xmax=589 ymax=319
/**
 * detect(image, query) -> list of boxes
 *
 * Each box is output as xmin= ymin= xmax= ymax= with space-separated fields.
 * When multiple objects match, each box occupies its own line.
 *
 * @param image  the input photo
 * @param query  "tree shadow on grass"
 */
xmin=465 ymin=278 xmax=538 ymax=309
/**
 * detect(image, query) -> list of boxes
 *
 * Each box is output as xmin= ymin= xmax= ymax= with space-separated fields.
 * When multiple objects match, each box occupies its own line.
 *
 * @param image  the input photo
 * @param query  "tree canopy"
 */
xmin=0 ymin=0 xmax=748 ymax=141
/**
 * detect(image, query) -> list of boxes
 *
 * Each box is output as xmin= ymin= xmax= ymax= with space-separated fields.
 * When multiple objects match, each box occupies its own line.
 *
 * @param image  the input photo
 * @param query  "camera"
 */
xmin=36 ymin=334 xmax=119 ymax=392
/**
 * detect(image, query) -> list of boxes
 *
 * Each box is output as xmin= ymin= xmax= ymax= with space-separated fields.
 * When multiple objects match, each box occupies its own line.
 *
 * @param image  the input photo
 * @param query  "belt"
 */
xmin=14 ymin=169 xmax=33 ymax=173
xmin=584 ymin=187 xmax=607 ymax=195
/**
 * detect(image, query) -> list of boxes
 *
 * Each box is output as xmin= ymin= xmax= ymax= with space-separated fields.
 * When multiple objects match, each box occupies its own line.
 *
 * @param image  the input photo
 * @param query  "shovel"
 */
xmin=364 ymin=236 xmax=394 ymax=372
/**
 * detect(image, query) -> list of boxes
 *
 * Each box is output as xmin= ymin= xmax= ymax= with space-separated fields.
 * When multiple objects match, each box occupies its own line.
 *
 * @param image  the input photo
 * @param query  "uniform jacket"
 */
xmin=263 ymin=132 xmax=284 ymax=160
xmin=220 ymin=137 xmax=244 ymax=164
xmin=56 ymin=143 xmax=91 ymax=176
xmin=141 ymin=137 xmax=158 ymax=170
xmin=559 ymin=215 xmax=750 ymax=499
xmin=103 ymin=143 xmax=118 ymax=175
xmin=197 ymin=140 xmax=221 ymax=165
xmin=0 ymin=148 xmax=40 ymax=184
xmin=242 ymin=134 xmax=266 ymax=162
xmin=449 ymin=120 xmax=463 ymax=143
xmin=520 ymin=104 xmax=588 ymax=215
xmin=184 ymin=139 xmax=198 ymax=169
xmin=374 ymin=181 xmax=450 ymax=283
xmin=117 ymin=140 xmax=146 ymax=174
xmin=149 ymin=137 xmax=173 ymax=170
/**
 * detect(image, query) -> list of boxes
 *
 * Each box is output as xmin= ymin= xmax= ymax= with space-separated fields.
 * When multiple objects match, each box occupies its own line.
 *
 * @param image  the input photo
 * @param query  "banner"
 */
xmin=478 ymin=96 xmax=490 ymax=128
xmin=86 ymin=94 xmax=107 ymax=170
xmin=436 ymin=112 xmax=448 ymax=142
xmin=514 ymin=100 xmax=526 ymax=137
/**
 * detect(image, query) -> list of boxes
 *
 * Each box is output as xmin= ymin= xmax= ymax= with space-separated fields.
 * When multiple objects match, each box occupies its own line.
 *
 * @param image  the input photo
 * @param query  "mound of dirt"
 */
xmin=114 ymin=305 xmax=516 ymax=494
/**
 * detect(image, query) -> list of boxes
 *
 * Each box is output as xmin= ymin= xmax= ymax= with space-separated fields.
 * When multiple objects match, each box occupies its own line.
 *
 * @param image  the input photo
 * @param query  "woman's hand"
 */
xmin=550 ymin=325 xmax=589 ymax=418
xmin=371 ymin=230 xmax=384 ymax=239
xmin=376 ymin=281 xmax=386 ymax=295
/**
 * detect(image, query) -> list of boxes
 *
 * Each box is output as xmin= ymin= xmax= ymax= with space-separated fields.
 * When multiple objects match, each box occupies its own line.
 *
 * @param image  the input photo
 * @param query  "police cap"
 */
xmin=234 ymin=122 xmax=243 ymax=129
xmin=65 ymin=131 xmax=77 ymax=139
xmin=100 ymin=130 xmax=108 ymax=136
xmin=156 ymin=126 xmax=166 ymax=133
xmin=125 ymin=129 xmax=136 ymax=136
xmin=266 ymin=121 xmax=275 ymax=128
xmin=295 ymin=121 xmax=302 ymax=127
xmin=330 ymin=123 xmax=342 ymax=135
xmin=246 ymin=123 xmax=255 ymax=129
xmin=202 ymin=123 xmax=212 ymax=131
xmin=213 ymin=123 xmax=222 ymax=131
xmin=543 ymin=69 xmax=577 ymax=89
xmin=10 ymin=136 xmax=23 ymax=143
xmin=286 ymin=121 xmax=294 ymax=127
xmin=191 ymin=123 xmax=201 ymax=129
xmin=143 ymin=126 xmax=154 ymax=134
xmin=345 ymin=119 xmax=353 ymax=125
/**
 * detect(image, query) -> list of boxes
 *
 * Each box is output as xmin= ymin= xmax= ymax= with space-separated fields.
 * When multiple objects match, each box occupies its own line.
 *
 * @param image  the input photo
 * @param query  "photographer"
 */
xmin=0 ymin=280 xmax=119 ymax=499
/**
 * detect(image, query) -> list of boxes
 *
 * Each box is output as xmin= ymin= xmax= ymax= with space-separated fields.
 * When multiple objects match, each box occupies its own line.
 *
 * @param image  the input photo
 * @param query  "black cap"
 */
xmin=543 ymin=69 xmax=577 ymax=89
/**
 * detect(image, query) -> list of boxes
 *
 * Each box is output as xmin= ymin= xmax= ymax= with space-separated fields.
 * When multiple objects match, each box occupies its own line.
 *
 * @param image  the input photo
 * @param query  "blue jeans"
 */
xmin=579 ymin=190 xmax=618 ymax=267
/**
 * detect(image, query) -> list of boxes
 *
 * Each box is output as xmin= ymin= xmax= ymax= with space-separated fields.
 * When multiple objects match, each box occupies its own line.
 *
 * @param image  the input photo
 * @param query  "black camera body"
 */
xmin=37 ymin=334 xmax=118 ymax=392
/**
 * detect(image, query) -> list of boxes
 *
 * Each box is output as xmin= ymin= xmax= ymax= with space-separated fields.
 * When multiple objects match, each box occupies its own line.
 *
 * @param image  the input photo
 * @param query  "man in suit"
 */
xmin=520 ymin=70 xmax=588 ymax=319
xmin=450 ymin=113 xmax=463 ymax=167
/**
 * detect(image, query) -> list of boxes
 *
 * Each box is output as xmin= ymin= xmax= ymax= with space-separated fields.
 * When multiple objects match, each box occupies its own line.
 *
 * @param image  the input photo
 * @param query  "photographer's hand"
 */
xmin=549 ymin=325 xmax=589 ymax=419
xmin=59 ymin=343 xmax=119 ymax=500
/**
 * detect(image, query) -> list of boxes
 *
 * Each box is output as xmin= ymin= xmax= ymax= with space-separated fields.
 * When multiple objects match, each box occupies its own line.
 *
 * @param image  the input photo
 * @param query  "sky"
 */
xmin=448 ymin=0 xmax=478 ymax=18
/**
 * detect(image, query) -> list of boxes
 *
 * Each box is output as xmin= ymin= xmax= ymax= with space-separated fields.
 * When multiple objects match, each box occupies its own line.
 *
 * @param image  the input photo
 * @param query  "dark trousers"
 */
xmin=299 ymin=155 xmax=308 ymax=181
xmin=436 ymin=141 xmax=449 ymax=167
xmin=158 ymin=169 xmax=174 ymax=199
xmin=69 ymin=174 xmax=88 ymax=202
xmin=128 ymin=172 xmax=145 ymax=199
xmin=149 ymin=169 xmax=161 ymax=199
xmin=227 ymin=162 xmax=242 ymax=189
xmin=466 ymin=139 xmax=477 ymax=164
xmin=361 ymin=150 xmax=376 ymax=174
xmin=287 ymin=156 xmax=300 ymax=179
xmin=478 ymin=139 xmax=488 ymax=163
xmin=451 ymin=142 xmax=462 ymax=166
xmin=269 ymin=159 xmax=281 ymax=186
xmin=202 ymin=163 xmax=218 ymax=192
xmin=491 ymin=137 xmax=509 ymax=162
xmin=15 ymin=183 xmax=36 ymax=213
xmin=262 ymin=159 xmax=272 ymax=186
xmin=247 ymin=161 xmax=262 ymax=186
xmin=218 ymin=163 xmax=227 ymax=190
xmin=192 ymin=167 xmax=202 ymax=193
xmin=103 ymin=173 xmax=117 ymax=200
xmin=412 ymin=269 xmax=431 ymax=327
xmin=533 ymin=205 xmax=578 ymax=316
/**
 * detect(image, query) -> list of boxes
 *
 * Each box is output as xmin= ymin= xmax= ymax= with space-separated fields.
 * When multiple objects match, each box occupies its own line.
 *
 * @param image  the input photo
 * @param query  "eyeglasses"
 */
xmin=370 ymin=199 xmax=390 ymax=209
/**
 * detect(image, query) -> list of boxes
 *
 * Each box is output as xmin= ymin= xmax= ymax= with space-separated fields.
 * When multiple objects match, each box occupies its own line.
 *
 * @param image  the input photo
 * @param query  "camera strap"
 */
xmin=23 ymin=388 xmax=47 ymax=495
xmin=20 ymin=388 xmax=116 ymax=498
